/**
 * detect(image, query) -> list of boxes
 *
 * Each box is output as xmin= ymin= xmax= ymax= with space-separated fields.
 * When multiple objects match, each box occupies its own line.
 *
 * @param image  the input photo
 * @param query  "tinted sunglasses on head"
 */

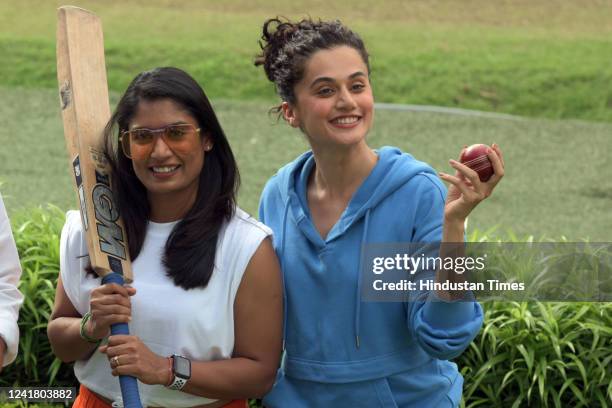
xmin=120 ymin=123 xmax=201 ymax=159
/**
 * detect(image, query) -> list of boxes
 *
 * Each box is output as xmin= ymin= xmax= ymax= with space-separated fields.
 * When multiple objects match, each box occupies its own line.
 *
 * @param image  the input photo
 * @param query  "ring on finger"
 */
xmin=112 ymin=356 xmax=120 ymax=367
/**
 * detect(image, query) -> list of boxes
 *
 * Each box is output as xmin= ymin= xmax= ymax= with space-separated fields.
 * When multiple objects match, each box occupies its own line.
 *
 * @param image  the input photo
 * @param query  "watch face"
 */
xmin=173 ymin=355 xmax=191 ymax=379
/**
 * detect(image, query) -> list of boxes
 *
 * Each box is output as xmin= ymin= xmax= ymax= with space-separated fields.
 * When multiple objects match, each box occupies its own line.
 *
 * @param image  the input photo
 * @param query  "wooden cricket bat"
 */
xmin=56 ymin=5 xmax=132 ymax=283
xmin=57 ymin=6 xmax=142 ymax=407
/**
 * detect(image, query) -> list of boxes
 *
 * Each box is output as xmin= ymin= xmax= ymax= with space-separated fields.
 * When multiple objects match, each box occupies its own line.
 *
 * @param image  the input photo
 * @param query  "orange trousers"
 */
xmin=73 ymin=384 xmax=249 ymax=408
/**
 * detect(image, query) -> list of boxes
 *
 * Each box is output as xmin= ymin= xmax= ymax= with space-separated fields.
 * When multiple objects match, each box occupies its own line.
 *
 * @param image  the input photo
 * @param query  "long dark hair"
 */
xmin=103 ymin=67 xmax=239 ymax=290
xmin=254 ymin=17 xmax=370 ymax=114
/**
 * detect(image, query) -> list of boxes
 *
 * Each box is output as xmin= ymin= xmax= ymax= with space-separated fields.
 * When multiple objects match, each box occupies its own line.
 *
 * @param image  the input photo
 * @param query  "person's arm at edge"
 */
xmin=0 ymin=194 xmax=24 ymax=369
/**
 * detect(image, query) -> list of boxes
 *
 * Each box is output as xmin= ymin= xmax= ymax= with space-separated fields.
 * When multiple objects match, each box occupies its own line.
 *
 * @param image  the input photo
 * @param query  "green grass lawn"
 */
xmin=0 ymin=0 xmax=611 ymax=238
xmin=0 ymin=0 xmax=611 ymax=122
xmin=1 ymin=86 xmax=611 ymax=241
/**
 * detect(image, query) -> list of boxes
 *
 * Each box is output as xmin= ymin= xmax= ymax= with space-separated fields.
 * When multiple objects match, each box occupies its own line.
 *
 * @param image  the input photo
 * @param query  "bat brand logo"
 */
xmin=72 ymin=157 xmax=89 ymax=231
xmin=93 ymin=170 xmax=127 ymax=260
xmin=60 ymin=80 xmax=71 ymax=110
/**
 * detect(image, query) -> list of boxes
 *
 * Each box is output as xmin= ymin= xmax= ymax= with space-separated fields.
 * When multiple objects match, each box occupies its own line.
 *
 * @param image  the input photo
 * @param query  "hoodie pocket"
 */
xmin=264 ymin=375 xmax=399 ymax=408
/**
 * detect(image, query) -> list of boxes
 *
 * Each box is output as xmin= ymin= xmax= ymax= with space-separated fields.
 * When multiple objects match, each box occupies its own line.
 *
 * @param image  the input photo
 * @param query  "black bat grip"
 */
xmin=101 ymin=273 xmax=142 ymax=408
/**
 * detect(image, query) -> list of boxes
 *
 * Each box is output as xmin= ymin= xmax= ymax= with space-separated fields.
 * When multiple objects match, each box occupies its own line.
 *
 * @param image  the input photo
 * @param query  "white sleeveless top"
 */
xmin=60 ymin=207 xmax=272 ymax=407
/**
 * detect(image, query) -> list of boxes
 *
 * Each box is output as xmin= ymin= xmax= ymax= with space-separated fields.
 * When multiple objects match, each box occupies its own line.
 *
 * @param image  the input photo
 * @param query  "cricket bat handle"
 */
xmin=101 ymin=273 xmax=143 ymax=408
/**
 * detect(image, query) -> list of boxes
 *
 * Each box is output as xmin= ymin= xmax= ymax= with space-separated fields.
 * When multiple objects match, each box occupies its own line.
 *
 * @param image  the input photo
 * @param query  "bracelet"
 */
xmin=79 ymin=312 xmax=102 ymax=344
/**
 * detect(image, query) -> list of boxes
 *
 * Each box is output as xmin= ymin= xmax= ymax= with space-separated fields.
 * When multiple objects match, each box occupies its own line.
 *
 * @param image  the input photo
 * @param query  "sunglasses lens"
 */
xmin=163 ymin=125 xmax=198 ymax=154
xmin=122 ymin=129 xmax=153 ymax=159
xmin=166 ymin=125 xmax=190 ymax=141
xmin=131 ymin=129 xmax=155 ymax=145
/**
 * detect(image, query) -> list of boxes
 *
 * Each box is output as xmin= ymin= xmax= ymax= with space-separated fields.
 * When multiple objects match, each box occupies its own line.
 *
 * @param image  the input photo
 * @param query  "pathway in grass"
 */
xmin=1 ymin=87 xmax=610 ymax=241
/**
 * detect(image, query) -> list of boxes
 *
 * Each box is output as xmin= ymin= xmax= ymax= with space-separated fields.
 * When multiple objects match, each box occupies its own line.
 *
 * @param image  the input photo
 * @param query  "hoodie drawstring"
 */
xmin=280 ymin=202 xmax=290 ymax=351
xmin=354 ymin=209 xmax=371 ymax=349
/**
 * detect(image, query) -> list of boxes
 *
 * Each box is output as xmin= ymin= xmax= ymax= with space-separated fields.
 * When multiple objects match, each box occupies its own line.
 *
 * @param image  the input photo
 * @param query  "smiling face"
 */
xmin=282 ymin=46 xmax=374 ymax=150
xmin=128 ymin=98 xmax=211 ymax=212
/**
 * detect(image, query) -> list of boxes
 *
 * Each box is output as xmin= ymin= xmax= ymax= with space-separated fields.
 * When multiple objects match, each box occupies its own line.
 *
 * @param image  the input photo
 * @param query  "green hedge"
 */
xmin=4 ymin=207 xmax=611 ymax=407
xmin=457 ymin=301 xmax=611 ymax=407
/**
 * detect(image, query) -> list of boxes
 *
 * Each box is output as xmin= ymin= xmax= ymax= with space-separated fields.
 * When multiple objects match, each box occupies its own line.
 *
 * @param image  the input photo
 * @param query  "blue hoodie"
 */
xmin=260 ymin=147 xmax=483 ymax=407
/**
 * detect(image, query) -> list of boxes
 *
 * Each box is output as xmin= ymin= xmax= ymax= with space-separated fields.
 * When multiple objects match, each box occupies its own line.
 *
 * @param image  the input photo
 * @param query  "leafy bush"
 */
xmin=457 ymin=301 xmax=612 ymax=407
xmin=4 ymin=208 xmax=611 ymax=407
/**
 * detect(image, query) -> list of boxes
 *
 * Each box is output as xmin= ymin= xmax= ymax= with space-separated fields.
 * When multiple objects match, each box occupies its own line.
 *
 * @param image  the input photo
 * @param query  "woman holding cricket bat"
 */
xmin=255 ymin=18 xmax=504 ymax=407
xmin=48 ymin=67 xmax=282 ymax=408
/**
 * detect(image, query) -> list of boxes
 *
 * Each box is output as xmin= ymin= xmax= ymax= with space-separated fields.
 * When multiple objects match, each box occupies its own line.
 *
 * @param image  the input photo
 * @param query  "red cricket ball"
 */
xmin=460 ymin=144 xmax=494 ymax=182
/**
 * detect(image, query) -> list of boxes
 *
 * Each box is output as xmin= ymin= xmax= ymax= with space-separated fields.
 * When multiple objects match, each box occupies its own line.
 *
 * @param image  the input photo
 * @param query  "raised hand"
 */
xmin=439 ymin=143 xmax=505 ymax=223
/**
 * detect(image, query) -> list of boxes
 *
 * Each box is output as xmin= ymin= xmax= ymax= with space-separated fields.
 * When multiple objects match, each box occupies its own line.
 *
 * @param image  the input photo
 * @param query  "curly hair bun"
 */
xmin=254 ymin=17 xmax=369 ymax=104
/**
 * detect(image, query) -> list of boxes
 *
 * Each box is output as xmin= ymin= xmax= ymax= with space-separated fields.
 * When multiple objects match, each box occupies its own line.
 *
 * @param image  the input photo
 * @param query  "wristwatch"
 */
xmin=168 ymin=355 xmax=191 ymax=390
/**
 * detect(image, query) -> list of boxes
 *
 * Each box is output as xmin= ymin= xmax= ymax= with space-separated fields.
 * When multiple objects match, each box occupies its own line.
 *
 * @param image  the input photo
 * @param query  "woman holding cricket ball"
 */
xmin=255 ymin=18 xmax=504 ymax=407
xmin=48 ymin=67 xmax=282 ymax=407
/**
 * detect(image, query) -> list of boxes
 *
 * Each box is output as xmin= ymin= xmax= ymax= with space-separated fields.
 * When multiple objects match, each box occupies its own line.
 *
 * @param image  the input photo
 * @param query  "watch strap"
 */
xmin=168 ymin=375 xmax=188 ymax=390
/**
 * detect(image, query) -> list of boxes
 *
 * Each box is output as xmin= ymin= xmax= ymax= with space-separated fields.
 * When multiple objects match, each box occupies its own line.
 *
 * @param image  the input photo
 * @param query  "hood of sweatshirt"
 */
xmin=279 ymin=146 xmax=437 ymax=246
